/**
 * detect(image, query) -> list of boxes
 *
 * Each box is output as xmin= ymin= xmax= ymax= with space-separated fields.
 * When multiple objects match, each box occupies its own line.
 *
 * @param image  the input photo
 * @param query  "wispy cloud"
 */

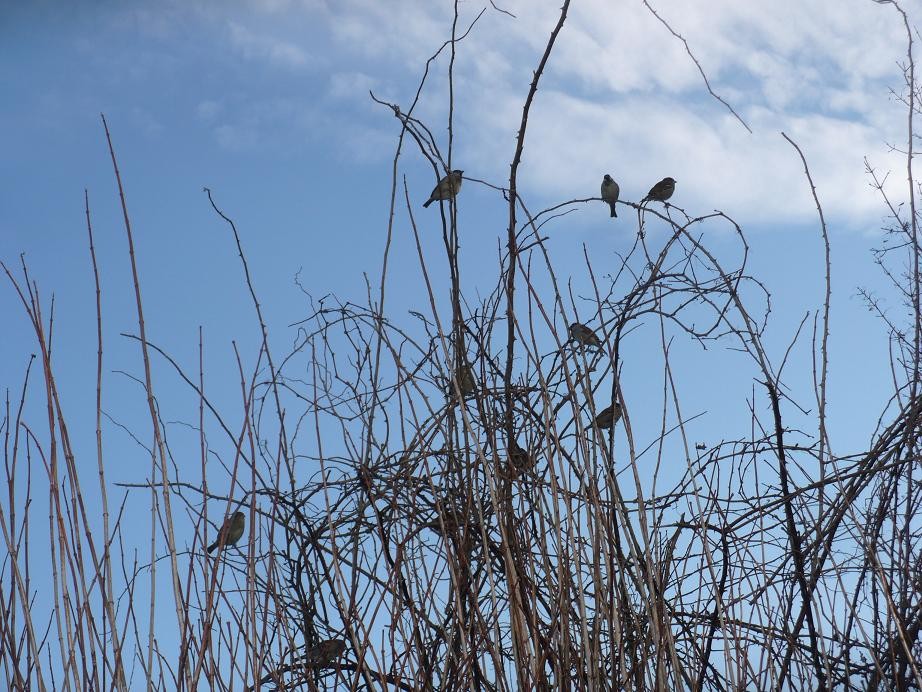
xmin=207 ymin=97 xmax=305 ymax=152
xmin=327 ymin=71 xmax=377 ymax=104
xmin=120 ymin=0 xmax=908 ymax=229
xmin=294 ymin=0 xmax=906 ymax=228
xmin=227 ymin=20 xmax=314 ymax=70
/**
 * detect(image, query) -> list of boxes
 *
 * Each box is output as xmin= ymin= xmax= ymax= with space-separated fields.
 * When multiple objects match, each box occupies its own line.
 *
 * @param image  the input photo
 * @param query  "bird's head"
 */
xmin=664 ymin=177 xmax=676 ymax=184
xmin=452 ymin=169 xmax=464 ymax=177
xmin=603 ymin=174 xmax=613 ymax=182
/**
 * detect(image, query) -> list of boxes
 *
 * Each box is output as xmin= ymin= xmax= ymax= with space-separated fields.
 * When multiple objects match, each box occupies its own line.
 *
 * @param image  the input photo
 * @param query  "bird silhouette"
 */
xmin=304 ymin=639 xmax=347 ymax=667
xmin=207 ymin=511 xmax=245 ymax=554
xmin=508 ymin=440 xmax=535 ymax=475
xmin=447 ymin=362 xmax=477 ymax=401
xmin=601 ymin=174 xmax=620 ymax=217
xmin=569 ymin=322 xmax=603 ymax=349
xmin=593 ymin=403 xmax=623 ymax=430
xmin=423 ymin=170 xmax=464 ymax=207
xmin=643 ymin=177 xmax=676 ymax=203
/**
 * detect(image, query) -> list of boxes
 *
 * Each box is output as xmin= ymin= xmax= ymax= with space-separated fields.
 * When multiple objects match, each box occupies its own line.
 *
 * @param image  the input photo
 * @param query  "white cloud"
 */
xmin=323 ymin=1 xmax=448 ymax=67
xmin=169 ymin=0 xmax=912 ymax=229
xmin=455 ymin=85 xmax=903 ymax=230
xmin=318 ymin=0 xmax=909 ymax=228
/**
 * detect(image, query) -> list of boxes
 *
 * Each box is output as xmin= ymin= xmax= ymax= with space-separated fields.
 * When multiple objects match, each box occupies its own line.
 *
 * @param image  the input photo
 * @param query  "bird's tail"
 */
xmin=423 ymin=199 xmax=433 ymax=208
xmin=207 ymin=542 xmax=218 ymax=554
xmin=609 ymin=203 xmax=617 ymax=218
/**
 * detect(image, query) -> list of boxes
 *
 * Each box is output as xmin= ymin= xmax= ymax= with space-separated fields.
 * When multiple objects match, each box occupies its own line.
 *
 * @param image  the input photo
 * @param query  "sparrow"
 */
xmin=569 ymin=322 xmax=602 ymax=349
xmin=423 ymin=170 xmax=464 ymax=208
xmin=508 ymin=440 xmax=535 ymax=475
xmin=601 ymin=174 xmax=620 ymax=217
xmin=426 ymin=505 xmax=472 ymax=535
xmin=643 ymin=177 xmax=676 ymax=203
xmin=593 ymin=402 xmax=622 ymax=430
xmin=304 ymin=639 xmax=347 ymax=667
xmin=251 ymin=638 xmax=347 ymax=688
xmin=447 ymin=362 xmax=477 ymax=400
xmin=207 ymin=511 xmax=246 ymax=554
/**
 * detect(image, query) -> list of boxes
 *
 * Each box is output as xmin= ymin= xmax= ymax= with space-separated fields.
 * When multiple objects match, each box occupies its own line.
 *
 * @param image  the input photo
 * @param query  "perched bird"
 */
xmin=508 ymin=440 xmax=535 ymax=476
xmin=593 ymin=402 xmax=623 ymax=430
xmin=206 ymin=510 xmax=246 ymax=554
xmin=643 ymin=177 xmax=676 ymax=204
xmin=447 ymin=362 xmax=477 ymax=400
xmin=426 ymin=504 xmax=472 ymax=535
xmin=600 ymin=174 xmax=620 ymax=218
xmin=423 ymin=170 xmax=464 ymax=208
xmin=304 ymin=639 xmax=347 ymax=667
xmin=569 ymin=322 xmax=602 ymax=349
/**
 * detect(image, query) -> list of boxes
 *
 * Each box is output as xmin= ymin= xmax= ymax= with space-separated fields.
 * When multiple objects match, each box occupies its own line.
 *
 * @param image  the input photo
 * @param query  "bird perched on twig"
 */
xmin=593 ymin=402 xmax=622 ymax=430
xmin=569 ymin=322 xmax=602 ymax=349
xmin=207 ymin=511 xmax=246 ymax=554
xmin=447 ymin=362 xmax=477 ymax=401
xmin=423 ymin=170 xmax=464 ymax=208
xmin=508 ymin=440 xmax=535 ymax=476
xmin=643 ymin=177 xmax=676 ymax=204
xmin=304 ymin=639 xmax=347 ymax=667
xmin=601 ymin=174 xmax=620 ymax=218
xmin=249 ymin=638 xmax=346 ymax=690
xmin=426 ymin=503 xmax=474 ymax=536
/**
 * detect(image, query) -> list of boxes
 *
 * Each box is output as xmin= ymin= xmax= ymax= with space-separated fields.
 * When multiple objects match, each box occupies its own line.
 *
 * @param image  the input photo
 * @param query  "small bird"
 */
xmin=447 ymin=362 xmax=477 ymax=400
xmin=593 ymin=402 xmax=622 ymax=430
xmin=304 ymin=639 xmax=347 ymax=667
xmin=569 ymin=322 xmax=602 ymax=349
xmin=643 ymin=177 xmax=676 ymax=204
xmin=426 ymin=505 xmax=471 ymax=535
xmin=601 ymin=174 xmax=620 ymax=217
xmin=423 ymin=170 xmax=464 ymax=208
xmin=207 ymin=510 xmax=246 ymax=554
xmin=508 ymin=440 xmax=535 ymax=475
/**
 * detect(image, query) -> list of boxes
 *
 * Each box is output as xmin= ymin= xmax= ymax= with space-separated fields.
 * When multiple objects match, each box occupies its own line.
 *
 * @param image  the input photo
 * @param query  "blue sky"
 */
xmin=2 ymin=0 xmax=906 ymax=453
xmin=0 ymin=0 xmax=916 ymax=683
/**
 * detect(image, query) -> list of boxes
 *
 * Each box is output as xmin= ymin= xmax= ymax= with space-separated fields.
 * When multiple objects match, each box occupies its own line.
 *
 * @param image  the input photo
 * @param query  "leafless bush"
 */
xmin=3 ymin=2 xmax=922 ymax=690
